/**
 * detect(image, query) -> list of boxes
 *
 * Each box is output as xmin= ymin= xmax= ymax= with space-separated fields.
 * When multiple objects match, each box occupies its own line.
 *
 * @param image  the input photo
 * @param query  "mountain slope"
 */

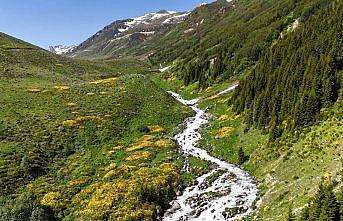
xmin=1 ymin=0 xmax=342 ymax=219
xmin=0 ymin=32 xmax=149 ymax=81
xmin=68 ymin=10 xmax=189 ymax=60
xmin=148 ymin=0 xmax=340 ymax=90
xmin=147 ymin=0 xmax=342 ymax=219
xmin=231 ymin=0 xmax=342 ymax=139
xmin=0 ymin=33 xmax=194 ymax=220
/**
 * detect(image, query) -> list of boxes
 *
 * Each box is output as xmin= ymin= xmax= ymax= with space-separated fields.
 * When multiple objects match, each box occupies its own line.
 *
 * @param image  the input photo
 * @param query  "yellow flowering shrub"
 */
xmin=140 ymin=135 xmax=156 ymax=141
xmin=167 ymin=76 xmax=177 ymax=82
xmin=53 ymin=86 xmax=70 ymax=91
xmin=264 ymin=205 xmax=270 ymax=213
xmin=73 ymin=182 xmax=100 ymax=206
xmin=76 ymin=115 xmax=103 ymax=123
xmin=90 ymin=77 xmax=117 ymax=85
xmin=218 ymin=98 xmax=230 ymax=104
xmin=72 ymin=165 xmax=181 ymax=220
xmin=114 ymin=146 xmax=124 ymax=151
xmin=67 ymin=102 xmax=77 ymax=107
xmin=67 ymin=178 xmax=88 ymax=188
xmin=126 ymin=151 xmax=150 ymax=161
xmin=208 ymin=94 xmax=219 ymax=100
xmin=104 ymin=170 xmax=118 ymax=179
xmin=205 ymin=86 xmax=213 ymax=92
xmin=215 ymin=127 xmax=234 ymax=139
xmin=159 ymin=163 xmax=178 ymax=172
xmin=126 ymin=141 xmax=154 ymax=152
xmin=218 ymin=115 xmax=230 ymax=121
xmin=62 ymin=120 xmax=77 ymax=127
xmin=120 ymin=165 xmax=137 ymax=172
xmin=109 ymin=163 xmax=117 ymax=169
xmin=41 ymin=192 xmax=64 ymax=211
xmin=148 ymin=125 xmax=165 ymax=133
xmin=28 ymin=88 xmax=42 ymax=93
xmin=155 ymin=139 xmax=174 ymax=149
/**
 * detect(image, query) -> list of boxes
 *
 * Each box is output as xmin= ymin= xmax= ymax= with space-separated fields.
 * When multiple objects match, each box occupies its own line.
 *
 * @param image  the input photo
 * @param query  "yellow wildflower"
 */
xmin=90 ymin=77 xmax=117 ymax=85
xmin=41 ymin=192 xmax=64 ymax=211
xmin=76 ymin=115 xmax=102 ymax=122
xmin=126 ymin=141 xmax=153 ymax=152
xmin=67 ymin=102 xmax=77 ymax=107
xmin=208 ymin=94 xmax=219 ymax=100
xmin=140 ymin=135 xmax=156 ymax=141
xmin=126 ymin=151 xmax=150 ymax=161
xmin=218 ymin=115 xmax=230 ymax=121
xmin=62 ymin=120 xmax=77 ymax=127
xmin=104 ymin=170 xmax=118 ymax=179
xmin=264 ymin=206 xmax=270 ymax=213
xmin=53 ymin=86 xmax=70 ymax=91
xmin=167 ymin=76 xmax=177 ymax=82
xmin=155 ymin=139 xmax=174 ymax=149
xmin=28 ymin=88 xmax=42 ymax=93
xmin=148 ymin=125 xmax=165 ymax=133
xmin=215 ymin=127 xmax=234 ymax=139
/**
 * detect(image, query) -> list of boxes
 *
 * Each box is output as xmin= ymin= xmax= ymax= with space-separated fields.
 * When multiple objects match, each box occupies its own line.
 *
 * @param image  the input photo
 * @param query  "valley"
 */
xmin=164 ymin=89 xmax=258 ymax=220
xmin=1 ymin=0 xmax=342 ymax=220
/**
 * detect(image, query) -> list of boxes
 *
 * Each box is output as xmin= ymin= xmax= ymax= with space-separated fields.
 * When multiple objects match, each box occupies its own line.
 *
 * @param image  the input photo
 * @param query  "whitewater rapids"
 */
xmin=163 ymin=88 xmax=258 ymax=221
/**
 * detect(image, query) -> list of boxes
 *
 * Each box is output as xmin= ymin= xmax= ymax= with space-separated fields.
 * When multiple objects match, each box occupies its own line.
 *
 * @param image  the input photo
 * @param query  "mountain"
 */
xmin=66 ymin=10 xmax=189 ymax=59
xmin=147 ymin=0 xmax=342 ymax=219
xmin=1 ymin=0 xmax=342 ymax=220
xmin=48 ymin=45 xmax=77 ymax=55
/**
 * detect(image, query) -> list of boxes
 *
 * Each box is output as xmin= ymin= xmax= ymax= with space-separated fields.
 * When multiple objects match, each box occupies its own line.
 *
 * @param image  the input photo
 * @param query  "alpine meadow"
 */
xmin=0 ymin=0 xmax=342 ymax=220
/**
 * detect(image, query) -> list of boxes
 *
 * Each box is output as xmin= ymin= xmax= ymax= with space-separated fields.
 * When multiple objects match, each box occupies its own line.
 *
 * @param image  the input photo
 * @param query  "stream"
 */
xmin=163 ymin=88 xmax=258 ymax=221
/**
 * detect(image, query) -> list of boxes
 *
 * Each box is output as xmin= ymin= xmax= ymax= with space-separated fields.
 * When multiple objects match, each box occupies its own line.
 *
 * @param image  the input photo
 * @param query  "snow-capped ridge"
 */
xmin=118 ymin=10 xmax=187 ymax=33
xmin=49 ymin=45 xmax=77 ymax=55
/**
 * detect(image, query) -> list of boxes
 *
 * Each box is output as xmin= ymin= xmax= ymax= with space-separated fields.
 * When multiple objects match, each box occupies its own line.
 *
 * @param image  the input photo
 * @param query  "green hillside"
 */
xmin=0 ymin=32 xmax=148 ymax=81
xmin=148 ymin=0 xmax=342 ymax=219
xmin=1 ymin=0 xmax=342 ymax=219
xmin=0 ymin=33 xmax=197 ymax=220
xmin=149 ymin=0 xmax=340 ymax=90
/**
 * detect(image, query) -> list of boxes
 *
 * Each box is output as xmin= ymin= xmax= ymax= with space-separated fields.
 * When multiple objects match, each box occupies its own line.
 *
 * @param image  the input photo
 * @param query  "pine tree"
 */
xmin=238 ymin=147 xmax=246 ymax=165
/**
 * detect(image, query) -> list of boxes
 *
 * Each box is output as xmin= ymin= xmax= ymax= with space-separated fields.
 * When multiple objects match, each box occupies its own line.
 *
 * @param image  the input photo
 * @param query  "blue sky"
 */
xmin=0 ymin=0 xmax=214 ymax=48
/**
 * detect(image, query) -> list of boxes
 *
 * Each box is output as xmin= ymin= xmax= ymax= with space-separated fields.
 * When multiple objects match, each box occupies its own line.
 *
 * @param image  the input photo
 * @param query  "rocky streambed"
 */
xmin=163 ymin=89 xmax=258 ymax=221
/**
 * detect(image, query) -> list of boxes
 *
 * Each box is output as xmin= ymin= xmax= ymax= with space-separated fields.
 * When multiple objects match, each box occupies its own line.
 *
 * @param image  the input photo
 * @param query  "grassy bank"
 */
xmin=151 ymin=71 xmax=342 ymax=220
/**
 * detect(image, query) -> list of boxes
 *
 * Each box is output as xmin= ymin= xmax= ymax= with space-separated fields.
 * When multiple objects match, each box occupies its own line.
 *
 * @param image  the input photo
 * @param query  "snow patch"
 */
xmin=184 ymin=28 xmax=194 ymax=34
xmin=49 ymin=45 xmax=77 ymax=55
xmin=159 ymin=66 xmax=171 ymax=72
xmin=162 ymin=12 xmax=190 ymax=24
xmin=119 ymin=10 xmax=182 ymax=33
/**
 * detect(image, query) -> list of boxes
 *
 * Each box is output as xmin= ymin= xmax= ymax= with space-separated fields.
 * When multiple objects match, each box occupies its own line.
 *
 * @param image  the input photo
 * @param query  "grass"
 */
xmin=151 ymin=73 xmax=342 ymax=220
xmin=199 ymin=90 xmax=342 ymax=220
xmin=0 ymin=33 xmax=201 ymax=220
xmin=0 ymin=72 xmax=195 ymax=220
xmin=1 ymin=32 xmax=341 ymax=220
xmin=150 ymin=70 xmax=239 ymax=100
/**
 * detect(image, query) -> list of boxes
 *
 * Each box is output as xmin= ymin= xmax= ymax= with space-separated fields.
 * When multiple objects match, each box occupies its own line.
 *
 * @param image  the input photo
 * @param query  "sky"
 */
xmin=0 ymin=0 xmax=214 ymax=49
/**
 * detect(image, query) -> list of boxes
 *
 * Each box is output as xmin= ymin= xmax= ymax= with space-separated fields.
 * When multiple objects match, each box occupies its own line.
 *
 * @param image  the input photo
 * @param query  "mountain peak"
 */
xmin=48 ymin=45 xmax=77 ymax=55
xmin=156 ymin=10 xmax=176 ymax=14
